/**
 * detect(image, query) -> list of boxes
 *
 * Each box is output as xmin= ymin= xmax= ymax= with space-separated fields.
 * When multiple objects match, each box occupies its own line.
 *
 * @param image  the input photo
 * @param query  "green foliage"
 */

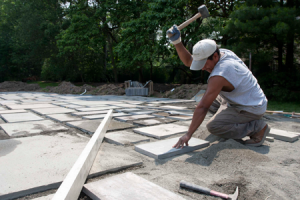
xmin=267 ymin=101 xmax=300 ymax=113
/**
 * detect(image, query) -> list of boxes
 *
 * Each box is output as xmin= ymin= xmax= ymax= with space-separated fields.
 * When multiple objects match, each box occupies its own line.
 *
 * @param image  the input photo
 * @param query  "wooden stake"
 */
xmin=52 ymin=110 xmax=113 ymax=200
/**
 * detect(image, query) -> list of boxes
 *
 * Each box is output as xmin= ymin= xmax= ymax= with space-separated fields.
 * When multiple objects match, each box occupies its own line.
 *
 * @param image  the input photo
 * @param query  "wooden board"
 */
xmin=52 ymin=110 xmax=113 ymax=200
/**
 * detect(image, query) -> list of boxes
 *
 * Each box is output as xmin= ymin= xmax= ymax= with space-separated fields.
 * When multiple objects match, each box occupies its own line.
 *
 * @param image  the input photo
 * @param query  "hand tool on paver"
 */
xmin=167 ymin=5 xmax=210 ymax=38
xmin=180 ymin=180 xmax=239 ymax=200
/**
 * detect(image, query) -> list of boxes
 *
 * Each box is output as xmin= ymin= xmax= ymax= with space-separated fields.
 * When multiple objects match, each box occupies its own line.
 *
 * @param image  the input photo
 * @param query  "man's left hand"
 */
xmin=173 ymin=133 xmax=192 ymax=149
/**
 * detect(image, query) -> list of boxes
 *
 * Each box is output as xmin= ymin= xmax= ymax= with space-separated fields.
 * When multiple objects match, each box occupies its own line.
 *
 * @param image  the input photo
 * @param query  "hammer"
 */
xmin=180 ymin=180 xmax=239 ymax=200
xmin=167 ymin=5 xmax=210 ymax=38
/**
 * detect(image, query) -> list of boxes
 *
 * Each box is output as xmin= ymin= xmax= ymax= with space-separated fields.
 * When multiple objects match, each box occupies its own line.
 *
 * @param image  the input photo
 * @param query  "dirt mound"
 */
xmin=43 ymin=81 xmax=86 ymax=94
xmin=163 ymin=84 xmax=207 ymax=99
xmin=88 ymin=84 xmax=125 ymax=95
xmin=0 ymin=81 xmax=40 ymax=92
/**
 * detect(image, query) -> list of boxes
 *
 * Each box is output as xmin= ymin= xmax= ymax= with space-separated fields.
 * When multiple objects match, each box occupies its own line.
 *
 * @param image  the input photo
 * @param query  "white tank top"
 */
xmin=208 ymin=49 xmax=267 ymax=115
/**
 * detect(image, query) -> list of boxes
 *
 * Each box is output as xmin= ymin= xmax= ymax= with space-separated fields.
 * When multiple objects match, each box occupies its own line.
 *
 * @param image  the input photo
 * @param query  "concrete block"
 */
xmin=107 ymin=103 xmax=137 ymax=108
xmin=75 ymin=106 xmax=119 ymax=112
xmin=0 ymin=120 xmax=68 ymax=137
xmin=191 ymin=90 xmax=206 ymax=102
xmin=0 ymin=135 xmax=142 ymax=200
xmin=82 ymin=112 xmax=130 ymax=120
xmin=66 ymin=119 xmax=135 ymax=134
xmin=115 ymin=114 xmax=155 ymax=122
xmin=31 ymin=107 xmax=75 ymax=115
xmin=46 ymin=114 xmax=82 ymax=122
xmin=266 ymin=136 xmax=274 ymax=142
xmin=1 ymin=112 xmax=44 ymax=123
xmin=269 ymin=128 xmax=299 ymax=142
xmin=83 ymin=172 xmax=185 ymax=200
xmin=135 ymin=137 xmax=209 ymax=159
xmin=129 ymin=110 xmax=160 ymax=115
xmin=158 ymin=105 xmax=188 ymax=111
xmin=115 ymin=108 xmax=141 ymax=113
xmin=133 ymin=118 xmax=176 ymax=126
xmin=133 ymin=124 xmax=188 ymax=139
xmin=104 ymin=130 xmax=150 ymax=145
xmin=6 ymin=103 xmax=59 ymax=110
xmin=0 ymin=107 xmax=7 ymax=111
xmin=71 ymin=110 xmax=117 ymax=116
xmin=152 ymin=112 xmax=170 ymax=118
xmin=0 ymin=109 xmax=27 ymax=114
xmin=166 ymin=115 xmax=193 ymax=121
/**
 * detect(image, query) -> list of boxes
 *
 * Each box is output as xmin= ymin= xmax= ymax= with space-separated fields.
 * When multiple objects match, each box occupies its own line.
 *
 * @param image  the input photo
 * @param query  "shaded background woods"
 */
xmin=0 ymin=0 xmax=299 ymax=101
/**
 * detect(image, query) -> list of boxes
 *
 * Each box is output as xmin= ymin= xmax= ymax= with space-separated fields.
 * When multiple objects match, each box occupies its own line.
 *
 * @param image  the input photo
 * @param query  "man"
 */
xmin=167 ymin=25 xmax=270 ymax=147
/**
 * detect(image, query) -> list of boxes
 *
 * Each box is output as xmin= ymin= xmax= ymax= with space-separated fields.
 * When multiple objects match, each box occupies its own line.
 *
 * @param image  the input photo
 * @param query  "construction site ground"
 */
xmin=0 ymin=81 xmax=299 ymax=200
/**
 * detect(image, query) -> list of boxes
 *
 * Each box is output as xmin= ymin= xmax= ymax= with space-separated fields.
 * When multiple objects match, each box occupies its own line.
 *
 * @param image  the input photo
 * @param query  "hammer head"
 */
xmin=228 ymin=186 xmax=239 ymax=200
xmin=198 ymin=5 xmax=210 ymax=18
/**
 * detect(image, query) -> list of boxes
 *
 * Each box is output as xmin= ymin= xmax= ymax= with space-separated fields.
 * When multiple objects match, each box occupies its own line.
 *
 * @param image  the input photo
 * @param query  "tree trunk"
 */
xmin=108 ymin=36 xmax=118 ymax=82
xmin=278 ymin=41 xmax=283 ymax=72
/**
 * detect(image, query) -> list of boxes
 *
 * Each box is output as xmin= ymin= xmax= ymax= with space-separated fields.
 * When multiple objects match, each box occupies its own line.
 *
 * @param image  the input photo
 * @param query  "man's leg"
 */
xmin=206 ymin=104 xmax=266 ymax=139
xmin=208 ymin=95 xmax=227 ymax=115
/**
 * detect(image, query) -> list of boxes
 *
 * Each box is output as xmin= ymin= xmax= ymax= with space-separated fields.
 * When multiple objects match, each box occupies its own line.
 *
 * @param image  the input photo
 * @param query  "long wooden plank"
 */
xmin=52 ymin=109 xmax=113 ymax=200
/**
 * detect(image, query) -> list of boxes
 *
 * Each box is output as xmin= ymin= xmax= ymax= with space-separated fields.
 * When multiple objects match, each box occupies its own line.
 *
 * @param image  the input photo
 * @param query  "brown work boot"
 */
xmin=245 ymin=124 xmax=270 ymax=147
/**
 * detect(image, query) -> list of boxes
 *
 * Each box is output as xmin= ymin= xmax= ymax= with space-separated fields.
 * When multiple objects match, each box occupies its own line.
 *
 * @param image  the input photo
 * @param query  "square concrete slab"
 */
xmin=166 ymin=115 xmax=193 ymax=121
xmin=115 ymin=108 xmax=141 ymax=113
xmin=104 ymin=130 xmax=150 ymax=145
xmin=269 ymin=128 xmax=299 ymax=142
xmin=0 ymin=120 xmax=69 ymax=137
xmin=0 ymin=135 xmax=142 ymax=200
xmin=133 ymin=118 xmax=176 ymax=126
xmin=82 ymin=112 xmax=130 ymax=120
xmin=71 ymin=110 xmax=116 ymax=116
xmin=115 ymin=114 xmax=155 ymax=122
xmin=6 ymin=103 xmax=59 ymax=110
xmin=66 ymin=119 xmax=135 ymax=134
xmin=129 ymin=110 xmax=160 ymax=115
xmin=152 ymin=112 xmax=170 ymax=118
xmin=31 ymin=107 xmax=75 ymax=115
xmin=107 ymin=103 xmax=137 ymax=108
xmin=83 ymin=172 xmax=185 ymax=200
xmin=0 ymin=109 xmax=27 ymax=114
xmin=158 ymin=105 xmax=188 ymax=110
xmin=46 ymin=114 xmax=82 ymax=122
xmin=133 ymin=124 xmax=188 ymax=139
xmin=135 ymin=137 xmax=209 ymax=159
xmin=1 ymin=112 xmax=44 ymax=123
xmin=75 ymin=106 xmax=119 ymax=112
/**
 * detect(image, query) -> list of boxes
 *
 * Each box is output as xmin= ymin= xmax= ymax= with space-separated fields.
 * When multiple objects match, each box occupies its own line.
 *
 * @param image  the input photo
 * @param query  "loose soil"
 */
xmin=0 ymin=81 xmax=206 ymax=99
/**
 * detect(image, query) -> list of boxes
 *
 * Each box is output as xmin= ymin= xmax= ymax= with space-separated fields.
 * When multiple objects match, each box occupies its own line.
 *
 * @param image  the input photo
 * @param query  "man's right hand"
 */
xmin=167 ymin=25 xmax=181 ymax=45
xmin=173 ymin=132 xmax=192 ymax=149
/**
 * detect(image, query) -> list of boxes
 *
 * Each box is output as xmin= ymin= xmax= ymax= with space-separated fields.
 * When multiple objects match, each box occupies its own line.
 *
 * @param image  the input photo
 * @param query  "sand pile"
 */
xmin=88 ymin=84 xmax=125 ymax=95
xmin=43 ymin=81 xmax=86 ymax=94
xmin=163 ymin=84 xmax=207 ymax=99
xmin=0 ymin=81 xmax=40 ymax=92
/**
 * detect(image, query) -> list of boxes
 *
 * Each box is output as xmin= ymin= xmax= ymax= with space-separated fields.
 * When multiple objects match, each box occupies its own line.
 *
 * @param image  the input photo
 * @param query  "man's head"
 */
xmin=190 ymin=39 xmax=220 ymax=73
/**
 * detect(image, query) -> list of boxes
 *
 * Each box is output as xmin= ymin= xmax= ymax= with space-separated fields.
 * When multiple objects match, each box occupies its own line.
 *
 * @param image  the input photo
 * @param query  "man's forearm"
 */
xmin=174 ymin=43 xmax=193 ymax=67
xmin=187 ymin=107 xmax=208 ymax=136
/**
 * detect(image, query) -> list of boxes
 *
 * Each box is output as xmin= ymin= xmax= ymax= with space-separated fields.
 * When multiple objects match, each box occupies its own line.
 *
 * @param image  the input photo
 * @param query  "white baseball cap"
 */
xmin=190 ymin=39 xmax=217 ymax=71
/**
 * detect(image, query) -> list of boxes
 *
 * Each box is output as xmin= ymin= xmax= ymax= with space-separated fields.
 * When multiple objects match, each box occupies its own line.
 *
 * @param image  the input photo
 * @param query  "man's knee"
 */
xmin=206 ymin=120 xmax=219 ymax=135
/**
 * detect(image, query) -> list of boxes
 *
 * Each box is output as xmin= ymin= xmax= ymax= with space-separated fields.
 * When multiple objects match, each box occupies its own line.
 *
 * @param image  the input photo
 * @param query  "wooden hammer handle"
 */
xmin=178 ymin=13 xmax=202 ymax=30
xmin=167 ymin=13 xmax=202 ymax=38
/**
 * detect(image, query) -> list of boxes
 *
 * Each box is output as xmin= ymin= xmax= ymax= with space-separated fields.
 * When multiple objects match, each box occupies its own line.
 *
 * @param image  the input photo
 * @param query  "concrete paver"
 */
xmin=83 ymin=172 xmax=185 ymax=200
xmin=133 ymin=124 xmax=188 ymax=139
xmin=166 ymin=115 xmax=193 ymax=121
xmin=135 ymin=137 xmax=209 ymax=159
xmin=71 ymin=110 xmax=116 ymax=116
xmin=269 ymin=128 xmax=299 ymax=142
xmin=133 ymin=118 xmax=176 ymax=126
xmin=1 ymin=112 xmax=44 ymax=123
xmin=66 ymin=119 xmax=135 ymax=134
xmin=0 ymin=120 xmax=68 ymax=137
xmin=46 ymin=114 xmax=82 ymax=122
xmin=0 ymin=109 xmax=27 ymax=114
xmin=82 ymin=112 xmax=130 ymax=120
xmin=31 ymin=107 xmax=75 ymax=115
xmin=6 ymin=103 xmax=59 ymax=110
xmin=115 ymin=114 xmax=155 ymax=122
xmin=104 ymin=130 xmax=150 ymax=145
xmin=75 ymin=106 xmax=119 ymax=112
xmin=0 ymin=135 xmax=142 ymax=200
